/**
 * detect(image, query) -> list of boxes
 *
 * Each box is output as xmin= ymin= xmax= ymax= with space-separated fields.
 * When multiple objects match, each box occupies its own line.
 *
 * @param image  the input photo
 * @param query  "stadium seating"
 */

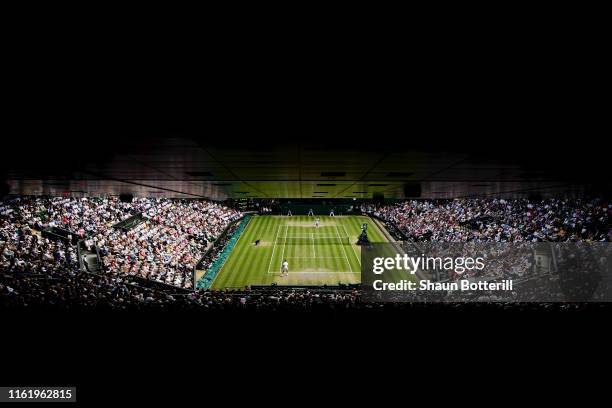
xmin=1 ymin=196 xmax=610 ymax=310
xmin=361 ymin=198 xmax=611 ymax=243
xmin=0 ymin=196 xmax=242 ymax=290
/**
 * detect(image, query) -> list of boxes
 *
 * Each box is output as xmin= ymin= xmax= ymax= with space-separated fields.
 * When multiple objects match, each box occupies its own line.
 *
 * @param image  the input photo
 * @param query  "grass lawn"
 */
xmin=210 ymin=215 xmax=390 ymax=288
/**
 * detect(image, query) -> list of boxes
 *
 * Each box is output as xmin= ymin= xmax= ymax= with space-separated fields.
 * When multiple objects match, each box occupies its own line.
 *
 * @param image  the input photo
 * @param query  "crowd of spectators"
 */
xmin=4 ymin=196 xmax=146 ymax=238
xmin=3 ymin=265 xmax=610 ymax=310
xmin=2 ymin=196 xmax=611 ymax=310
xmin=363 ymin=198 xmax=611 ymax=281
xmin=94 ymin=200 xmax=240 ymax=289
xmin=362 ymin=198 xmax=611 ymax=243
xmin=1 ymin=196 xmax=241 ymax=290
xmin=196 ymin=221 xmax=241 ymax=272
xmin=1 ymin=259 xmax=363 ymax=310
xmin=1 ymin=199 xmax=81 ymax=276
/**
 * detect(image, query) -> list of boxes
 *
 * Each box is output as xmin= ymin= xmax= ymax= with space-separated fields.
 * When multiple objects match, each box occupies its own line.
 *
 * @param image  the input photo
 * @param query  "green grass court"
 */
xmin=211 ymin=215 xmax=390 ymax=288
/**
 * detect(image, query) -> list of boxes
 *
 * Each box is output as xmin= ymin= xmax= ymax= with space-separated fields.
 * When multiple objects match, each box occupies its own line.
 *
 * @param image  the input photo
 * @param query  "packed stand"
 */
xmin=1 ymin=199 xmax=83 ymax=276
xmin=3 ymin=267 xmax=610 ymax=310
xmin=196 ymin=221 xmax=241 ymax=273
xmin=362 ymin=199 xmax=611 ymax=243
xmin=1 ymin=196 xmax=242 ymax=290
xmin=363 ymin=198 xmax=611 ymax=281
xmin=94 ymin=199 xmax=241 ymax=289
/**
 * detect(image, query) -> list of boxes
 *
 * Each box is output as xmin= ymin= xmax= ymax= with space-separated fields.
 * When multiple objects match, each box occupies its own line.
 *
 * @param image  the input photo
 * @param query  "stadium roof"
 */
xmin=2 ymin=135 xmax=609 ymax=200
xmin=3 ymin=39 xmax=608 ymax=201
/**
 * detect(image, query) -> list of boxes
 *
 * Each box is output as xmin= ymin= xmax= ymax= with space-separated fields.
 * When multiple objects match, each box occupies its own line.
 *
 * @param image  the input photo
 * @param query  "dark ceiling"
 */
xmin=2 ymin=23 xmax=608 ymax=201
xmin=2 ymin=134 xmax=609 ymax=200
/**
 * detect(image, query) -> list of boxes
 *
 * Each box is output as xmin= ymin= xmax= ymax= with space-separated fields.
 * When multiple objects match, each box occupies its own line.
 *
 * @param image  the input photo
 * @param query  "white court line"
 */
xmin=341 ymin=224 xmax=361 ymax=266
xmin=335 ymin=225 xmax=353 ymax=272
xmin=266 ymin=224 xmax=281 ymax=274
xmin=278 ymin=234 xmax=342 ymax=238
xmin=285 ymin=256 xmax=347 ymax=259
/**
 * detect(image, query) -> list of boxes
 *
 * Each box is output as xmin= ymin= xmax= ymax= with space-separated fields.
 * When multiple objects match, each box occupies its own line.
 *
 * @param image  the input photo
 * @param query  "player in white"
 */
xmin=281 ymin=259 xmax=289 ymax=277
xmin=314 ymin=217 xmax=320 ymax=228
